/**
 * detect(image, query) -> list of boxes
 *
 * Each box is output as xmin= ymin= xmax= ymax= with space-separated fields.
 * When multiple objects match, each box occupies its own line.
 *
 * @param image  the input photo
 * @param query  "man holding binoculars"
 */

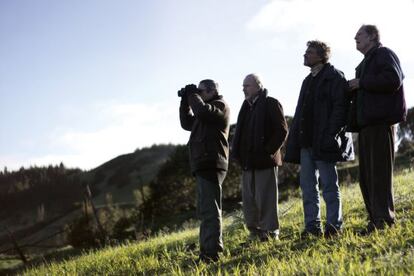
xmin=178 ymin=79 xmax=230 ymax=263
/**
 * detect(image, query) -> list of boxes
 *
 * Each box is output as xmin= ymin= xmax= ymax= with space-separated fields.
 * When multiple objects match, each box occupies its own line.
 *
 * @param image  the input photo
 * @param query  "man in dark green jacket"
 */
xmin=179 ymin=79 xmax=230 ymax=262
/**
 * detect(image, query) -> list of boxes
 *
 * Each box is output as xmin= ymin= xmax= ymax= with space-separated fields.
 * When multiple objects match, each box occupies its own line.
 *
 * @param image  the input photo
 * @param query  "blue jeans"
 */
xmin=300 ymin=148 xmax=342 ymax=232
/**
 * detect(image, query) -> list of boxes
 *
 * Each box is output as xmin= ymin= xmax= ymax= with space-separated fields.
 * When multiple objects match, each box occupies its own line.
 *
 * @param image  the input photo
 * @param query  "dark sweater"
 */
xmin=348 ymin=45 xmax=406 ymax=131
xmin=299 ymin=67 xmax=325 ymax=148
xmin=284 ymin=63 xmax=355 ymax=163
xmin=231 ymin=89 xmax=288 ymax=170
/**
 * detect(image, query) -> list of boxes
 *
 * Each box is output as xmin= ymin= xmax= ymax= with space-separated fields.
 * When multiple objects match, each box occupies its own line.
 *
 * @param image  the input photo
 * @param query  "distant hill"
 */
xmin=0 ymin=144 xmax=176 ymax=251
xmin=85 ymin=144 xmax=176 ymax=206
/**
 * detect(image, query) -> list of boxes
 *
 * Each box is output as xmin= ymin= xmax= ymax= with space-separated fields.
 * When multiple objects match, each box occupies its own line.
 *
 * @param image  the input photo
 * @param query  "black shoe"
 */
xmin=300 ymin=229 xmax=322 ymax=238
xmin=184 ymin=242 xmax=197 ymax=252
xmin=239 ymin=230 xmax=261 ymax=248
xmin=239 ymin=237 xmax=258 ymax=248
xmin=357 ymin=221 xmax=392 ymax=236
xmin=324 ymin=227 xmax=342 ymax=238
xmin=358 ymin=224 xmax=377 ymax=236
xmin=197 ymin=253 xmax=219 ymax=264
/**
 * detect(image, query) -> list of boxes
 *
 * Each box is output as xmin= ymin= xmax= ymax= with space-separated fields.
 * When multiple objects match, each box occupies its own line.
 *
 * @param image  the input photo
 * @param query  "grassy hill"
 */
xmin=85 ymin=144 xmax=176 ymax=206
xmin=0 ymin=144 xmax=176 ymax=255
xmin=20 ymin=169 xmax=414 ymax=275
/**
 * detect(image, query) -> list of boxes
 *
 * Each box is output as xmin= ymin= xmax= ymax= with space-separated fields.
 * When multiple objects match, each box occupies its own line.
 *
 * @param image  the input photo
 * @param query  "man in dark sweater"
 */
xmin=348 ymin=25 xmax=406 ymax=234
xmin=284 ymin=41 xmax=354 ymax=237
xmin=179 ymin=79 xmax=230 ymax=262
xmin=232 ymin=74 xmax=288 ymax=243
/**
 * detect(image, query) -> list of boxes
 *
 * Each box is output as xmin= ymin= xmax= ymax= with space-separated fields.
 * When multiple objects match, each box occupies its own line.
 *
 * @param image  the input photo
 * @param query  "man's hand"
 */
xmin=348 ymin=78 xmax=360 ymax=91
xmin=185 ymin=84 xmax=199 ymax=95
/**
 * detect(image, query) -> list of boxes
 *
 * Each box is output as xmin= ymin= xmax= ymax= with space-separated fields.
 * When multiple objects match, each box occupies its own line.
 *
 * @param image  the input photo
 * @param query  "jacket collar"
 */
xmin=364 ymin=43 xmax=381 ymax=58
xmin=306 ymin=63 xmax=335 ymax=81
xmin=246 ymin=89 xmax=268 ymax=106
xmin=205 ymin=94 xmax=222 ymax=103
xmin=356 ymin=45 xmax=380 ymax=73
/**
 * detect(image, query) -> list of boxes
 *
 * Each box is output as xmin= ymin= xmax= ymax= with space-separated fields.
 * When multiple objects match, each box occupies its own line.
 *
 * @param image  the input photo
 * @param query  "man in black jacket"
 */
xmin=232 ymin=74 xmax=288 ymax=243
xmin=348 ymin=25 xmax=406 ymax=234
xmin=179 ymin=79 xmax=230 ymax=262
xmin=284 ymin=41 xmax=354 ymax=237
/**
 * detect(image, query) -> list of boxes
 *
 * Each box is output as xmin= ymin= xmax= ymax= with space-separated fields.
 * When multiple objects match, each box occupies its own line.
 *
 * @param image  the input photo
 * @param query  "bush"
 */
xmin=111 ymin=217 xmax=135 ymax=241
xmin=66 ymin=216 xmax=100 ymax=248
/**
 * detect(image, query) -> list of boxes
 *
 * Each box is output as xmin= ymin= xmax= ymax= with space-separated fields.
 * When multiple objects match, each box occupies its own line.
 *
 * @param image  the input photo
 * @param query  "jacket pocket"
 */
xmin=320 ymin=132 xmax=340 ymax=153
xmin=189 ymin=139 xmax=205 ymax=159
xmin=346 ymin=95 xmax=360 ymax=132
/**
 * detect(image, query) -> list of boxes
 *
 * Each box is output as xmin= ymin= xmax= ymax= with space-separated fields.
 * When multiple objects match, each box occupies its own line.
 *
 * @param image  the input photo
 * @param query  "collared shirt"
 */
xmin=247 ymin=94 xmax=260 ymax=107
xmin=310 ymin=63 xmax=324 ymax=77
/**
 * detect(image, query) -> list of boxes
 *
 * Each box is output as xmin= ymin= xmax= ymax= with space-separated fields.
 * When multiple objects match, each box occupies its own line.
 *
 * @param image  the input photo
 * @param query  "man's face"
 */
xmin=242 ymin=76 xmax=260 ymax=101
xmin=198 ymin=83 xmax=215 ymax=101
xmin=303 ymin=47 xmax=322 ymax=67
xmin=355 ymin=26 xmax=375 ymax=54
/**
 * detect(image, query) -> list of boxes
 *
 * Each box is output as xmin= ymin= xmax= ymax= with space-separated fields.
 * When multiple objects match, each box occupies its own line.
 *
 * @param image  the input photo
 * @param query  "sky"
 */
xmin=1 ymin=0 xmax=413 ymax=171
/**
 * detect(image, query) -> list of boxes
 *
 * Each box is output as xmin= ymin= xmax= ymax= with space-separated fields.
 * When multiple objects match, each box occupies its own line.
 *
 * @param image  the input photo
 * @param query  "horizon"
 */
xmin=1 ymin=0 xmax=414 ymax=171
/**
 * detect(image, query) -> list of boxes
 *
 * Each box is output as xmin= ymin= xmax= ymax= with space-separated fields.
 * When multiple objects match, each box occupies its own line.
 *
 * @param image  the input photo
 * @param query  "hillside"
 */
xmin=85 ymin=144 xmax=176 ymax=206
xmin=20 ymin=169 xmax=414 ymax=275
xmin=0 ymin=144 xmax=176 ymax=253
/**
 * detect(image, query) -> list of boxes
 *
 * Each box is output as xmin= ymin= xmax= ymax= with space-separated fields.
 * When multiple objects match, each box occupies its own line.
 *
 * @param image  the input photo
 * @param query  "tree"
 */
xmin=398 ymin=107 xmax=414 ymax=153
xmin=398 ymin=107 xmax=414 ymax=141
xmin=144 ymin=145 xmax=195 ymax=223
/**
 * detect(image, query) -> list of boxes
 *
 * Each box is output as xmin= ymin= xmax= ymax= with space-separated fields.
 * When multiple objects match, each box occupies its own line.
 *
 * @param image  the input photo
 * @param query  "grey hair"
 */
xmin=245 ymin=73 xmax=264 ymax=89
xmin=361 ymin=24 xmax=381 ymax=44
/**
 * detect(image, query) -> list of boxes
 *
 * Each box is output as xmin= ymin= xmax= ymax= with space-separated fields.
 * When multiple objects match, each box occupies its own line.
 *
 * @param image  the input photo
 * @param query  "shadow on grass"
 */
xmin=1 ymin=247 xmax=85 ymax=275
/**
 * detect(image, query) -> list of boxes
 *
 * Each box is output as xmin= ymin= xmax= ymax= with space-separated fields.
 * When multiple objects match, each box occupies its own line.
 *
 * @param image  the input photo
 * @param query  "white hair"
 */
xmin=246 ymin=73 xmax=264 ymax=89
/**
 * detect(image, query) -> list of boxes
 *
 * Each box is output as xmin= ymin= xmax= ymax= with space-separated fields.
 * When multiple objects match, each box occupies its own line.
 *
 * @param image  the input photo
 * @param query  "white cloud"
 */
xmin=4 ymin=102 xmax=190 ymax=171
xmin=245 ymin=0 xmax=414 ymax=112
xmin=404 ymin=78 xmax=414 ymax=109
xmin=247 ymin=0 xmax=414 ymax=56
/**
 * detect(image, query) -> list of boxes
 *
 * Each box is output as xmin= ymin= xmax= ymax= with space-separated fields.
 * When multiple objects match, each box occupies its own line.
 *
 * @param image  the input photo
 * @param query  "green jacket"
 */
xmin=180 ymin=93 xmax=230 ymax=173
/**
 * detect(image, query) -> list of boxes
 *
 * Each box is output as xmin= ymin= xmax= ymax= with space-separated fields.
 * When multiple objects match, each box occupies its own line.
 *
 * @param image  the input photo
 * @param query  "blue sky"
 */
xmin=1 ymin=0 xmax=413 ymax=171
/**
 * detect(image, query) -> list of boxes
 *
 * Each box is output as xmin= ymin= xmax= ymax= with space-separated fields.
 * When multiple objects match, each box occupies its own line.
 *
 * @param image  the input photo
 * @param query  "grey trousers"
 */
xmin=195 ymin=170 xmax=226 ymax=256
xmin=242 ymin=167 xmax=279 ymax=233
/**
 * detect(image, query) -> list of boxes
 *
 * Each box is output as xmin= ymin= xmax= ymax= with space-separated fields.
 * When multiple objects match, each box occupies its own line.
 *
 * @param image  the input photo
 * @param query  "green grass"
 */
xmin=22 ymin=169 xmax=414 ymax=275
xmin=0 ymin=255 xmax=21 ymax=272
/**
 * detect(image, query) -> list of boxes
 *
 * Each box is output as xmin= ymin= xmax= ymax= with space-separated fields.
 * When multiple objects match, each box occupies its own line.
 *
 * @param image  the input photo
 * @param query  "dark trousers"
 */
xmin=195 ymin=170 xmax=226 ymax=256
xmin=358 ymin=125 xmax=395 ymax=227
